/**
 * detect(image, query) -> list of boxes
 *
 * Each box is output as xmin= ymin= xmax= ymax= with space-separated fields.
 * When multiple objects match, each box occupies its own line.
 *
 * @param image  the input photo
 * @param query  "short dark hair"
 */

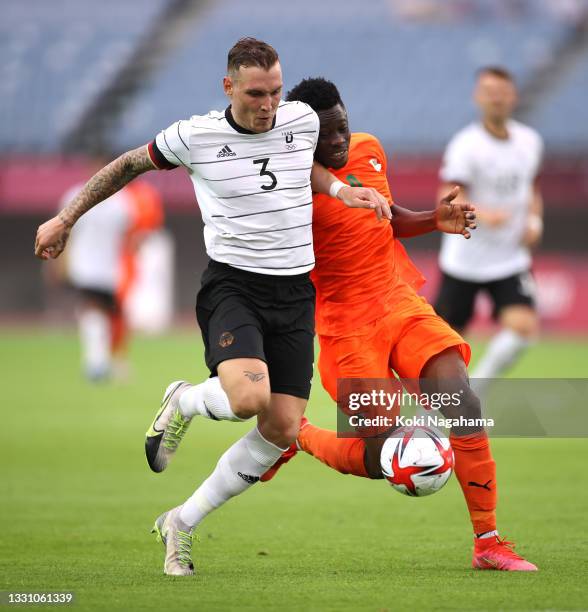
xmin=477 ymin=66 xmax=514 ymax=82
xmin=227 ymin=37 xmax=279 ymax=74
xmin=286 ymin=77 xmax=343 ymax=112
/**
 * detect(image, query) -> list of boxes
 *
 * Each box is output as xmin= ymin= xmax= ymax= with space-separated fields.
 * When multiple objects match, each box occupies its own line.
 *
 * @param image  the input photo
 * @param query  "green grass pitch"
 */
xmin=1 ymin=330 xmax=587 ymax=611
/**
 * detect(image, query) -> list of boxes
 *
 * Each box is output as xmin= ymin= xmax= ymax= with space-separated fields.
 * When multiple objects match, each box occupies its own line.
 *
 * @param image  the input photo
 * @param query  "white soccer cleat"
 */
xmin=145 ymin=381 xmax=193 ymax=473
xmin=151 ymin=506 xmax=196 ymax=576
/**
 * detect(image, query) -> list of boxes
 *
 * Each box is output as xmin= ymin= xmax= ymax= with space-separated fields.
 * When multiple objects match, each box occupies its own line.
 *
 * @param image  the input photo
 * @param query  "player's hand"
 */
xmin=34 ymin=215 xmax=71 ymax=260
xmin=521 ymin=215 xmax=543 ymax=248
xmin=435 ymin=186 xmax=477 ymax=239
xmin=338 ymin=186 xmax=392 ymax=221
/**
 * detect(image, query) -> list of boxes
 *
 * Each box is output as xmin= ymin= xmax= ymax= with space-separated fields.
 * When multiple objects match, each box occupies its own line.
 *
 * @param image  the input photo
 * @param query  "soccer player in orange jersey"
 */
xmin=267 ymin=77 xmax=536 ymax=571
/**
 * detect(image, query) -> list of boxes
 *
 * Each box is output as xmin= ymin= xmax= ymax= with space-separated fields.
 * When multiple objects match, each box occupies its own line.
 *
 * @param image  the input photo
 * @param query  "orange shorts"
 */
xmin=317 ymin=284 xmax=470 ymax=402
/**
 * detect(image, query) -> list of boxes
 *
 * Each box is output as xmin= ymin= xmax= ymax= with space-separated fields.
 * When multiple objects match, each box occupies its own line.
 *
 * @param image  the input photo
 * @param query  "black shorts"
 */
xmin=434 ymin=270 xmax=536 ymax=330
xmin=77 ymin=287 xmax=119 ymax=313
xmin=195 ymin=260 xmax=315 ymax=399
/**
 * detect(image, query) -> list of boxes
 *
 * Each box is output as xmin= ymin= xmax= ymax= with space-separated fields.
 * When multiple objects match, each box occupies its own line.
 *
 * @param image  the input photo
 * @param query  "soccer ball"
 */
xmin=380 ymin=426 xmax=454 ymax=497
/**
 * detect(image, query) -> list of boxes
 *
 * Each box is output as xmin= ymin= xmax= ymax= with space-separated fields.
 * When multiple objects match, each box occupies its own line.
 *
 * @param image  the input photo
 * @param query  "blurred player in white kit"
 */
xmin=434 ymin=67 xmax=544 ymax=391
xmin=60 ymin=165 xmax=164 ymax=381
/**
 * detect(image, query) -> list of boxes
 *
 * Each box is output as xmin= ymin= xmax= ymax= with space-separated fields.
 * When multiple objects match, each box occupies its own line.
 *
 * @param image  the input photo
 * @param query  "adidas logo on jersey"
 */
xmin=217 ymin=145 xmax=237 ymax=158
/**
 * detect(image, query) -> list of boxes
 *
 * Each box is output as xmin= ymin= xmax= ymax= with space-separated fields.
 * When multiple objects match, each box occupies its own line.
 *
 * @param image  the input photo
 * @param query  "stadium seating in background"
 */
xmin=0 ymin=0 xmax=585 ymax=155
xmin=0 ymin=0 xmax=170 ymax=152
xmin=110 ymin=0 xmax=569 ymax=153
xmin=526 ymin=55 xmax=588 ymax=152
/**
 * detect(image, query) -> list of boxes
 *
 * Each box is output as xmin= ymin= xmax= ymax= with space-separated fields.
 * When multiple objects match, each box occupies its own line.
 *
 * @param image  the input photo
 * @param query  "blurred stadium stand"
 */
xmin=2 ymin=0 xmax=586 ymax=153
xmin=526 ymin=51 xmax=588 ymax=151
xmin=0 ymin=0 xmax=171 ymax=152
xmin=109 ymin=0 xmax=574 ymax=153
xmin=1 ymin=0 xmax=587 ymax=329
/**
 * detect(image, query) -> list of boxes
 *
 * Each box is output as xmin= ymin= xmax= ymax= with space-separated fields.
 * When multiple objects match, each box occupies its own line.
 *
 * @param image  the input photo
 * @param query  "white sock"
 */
xmin=179 ymin=427 xmax=286 ymax=527
xmin=179 ymin=376 xmax=244 ymax=421
xmin=472 ymin=329 xmax=530 ymax=381
xmin=78 ymin=309 xmax=111 ymax=377
xmin=477 ymin=529 xmax=499 ymax=539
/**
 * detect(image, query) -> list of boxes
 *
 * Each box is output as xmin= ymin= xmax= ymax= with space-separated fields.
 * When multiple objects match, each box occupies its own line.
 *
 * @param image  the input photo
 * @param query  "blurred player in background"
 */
xmin=264 ymin=77 xmax=537 ymax=572
xmin=35 ymin=39 xmax=389 ymax=576
xmin=434 ymin=67 xmax=544 ymax=392
xmin=58 ymin=156 xmax=164 ymax=381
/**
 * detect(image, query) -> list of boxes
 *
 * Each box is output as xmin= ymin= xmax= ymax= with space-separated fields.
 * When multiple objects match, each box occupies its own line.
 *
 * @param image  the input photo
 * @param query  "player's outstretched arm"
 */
xmin=310 ymin=162 xmax=391 ymax=220
xmin=391 ymin=186 xmax=476 ymax=238
xmin=34 ymin=145 xmax=157 ymax=260
xmin=390 ymin=206 xmax=436 ymax=237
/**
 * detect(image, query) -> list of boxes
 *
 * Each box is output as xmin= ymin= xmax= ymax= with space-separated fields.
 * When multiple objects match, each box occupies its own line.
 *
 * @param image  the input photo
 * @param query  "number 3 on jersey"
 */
xmin=253 ymin=158 xmax=277 ymax=191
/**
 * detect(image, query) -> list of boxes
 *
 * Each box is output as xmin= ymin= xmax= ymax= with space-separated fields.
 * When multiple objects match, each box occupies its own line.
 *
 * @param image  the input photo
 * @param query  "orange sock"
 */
xmin=110 ymin=311 xmax=127 ymax=356
xmin=298 ymin=424 xmax=369 ymax=478
xmin=450 ymin=431 xmax=497 ymax=535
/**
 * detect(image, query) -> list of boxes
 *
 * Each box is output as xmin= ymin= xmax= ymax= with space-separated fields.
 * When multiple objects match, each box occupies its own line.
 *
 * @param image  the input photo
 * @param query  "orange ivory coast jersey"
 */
xmin=117 ymin=181 xmax=164 ymax=303
xmin=311 ymin=133 xmax=425 ymax=336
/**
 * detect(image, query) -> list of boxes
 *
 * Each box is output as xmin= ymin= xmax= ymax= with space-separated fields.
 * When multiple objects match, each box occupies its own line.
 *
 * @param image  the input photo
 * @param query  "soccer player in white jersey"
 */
xmin=34 ymin=37 xmax=390 ymax=576
xmin=59 ymin=183 xmax=130 ymax=381
xmin=434 ymin=67 xmax=544 ymax=392
xmin=56 ymin=169 xmax=163 ymax=382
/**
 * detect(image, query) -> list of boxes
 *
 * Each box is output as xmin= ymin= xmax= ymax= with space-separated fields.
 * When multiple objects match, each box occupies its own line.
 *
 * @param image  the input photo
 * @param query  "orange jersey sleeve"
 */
xmin=311 ymin=133 xmax=424 ymax=336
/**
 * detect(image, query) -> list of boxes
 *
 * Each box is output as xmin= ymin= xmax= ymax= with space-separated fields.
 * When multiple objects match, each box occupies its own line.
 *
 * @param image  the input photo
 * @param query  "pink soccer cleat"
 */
xmin=473 ymin=535 xmax=538 ymax=571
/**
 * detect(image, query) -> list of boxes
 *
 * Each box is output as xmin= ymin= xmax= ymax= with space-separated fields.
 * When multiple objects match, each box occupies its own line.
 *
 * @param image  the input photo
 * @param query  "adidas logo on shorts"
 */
xmin=217 ymin=145 xmax=237 ymax=158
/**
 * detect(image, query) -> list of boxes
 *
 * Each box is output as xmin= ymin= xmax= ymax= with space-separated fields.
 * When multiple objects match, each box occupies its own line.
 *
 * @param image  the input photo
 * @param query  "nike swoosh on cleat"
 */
xmin=146 ymin=425 xmax=165 ymax=437
xmin=481 ymin=556 xmax=500 ymax=568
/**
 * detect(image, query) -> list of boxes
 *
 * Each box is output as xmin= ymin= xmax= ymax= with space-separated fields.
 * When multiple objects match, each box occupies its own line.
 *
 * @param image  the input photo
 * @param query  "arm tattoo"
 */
xmin=244 ymin=371 xmax=266 ymax=383
xmin=58 ymin=145 xmax=156 ymax=228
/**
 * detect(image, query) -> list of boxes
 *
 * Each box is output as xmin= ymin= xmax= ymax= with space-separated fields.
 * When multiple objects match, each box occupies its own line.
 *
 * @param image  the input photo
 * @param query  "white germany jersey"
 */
xmin=439 ymin=120 xmax=543 ymax=282
xmin=153 ymin=101 xmax=319 ymax=275
xmin=61 ymin=184 xmax=131 ymax=292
